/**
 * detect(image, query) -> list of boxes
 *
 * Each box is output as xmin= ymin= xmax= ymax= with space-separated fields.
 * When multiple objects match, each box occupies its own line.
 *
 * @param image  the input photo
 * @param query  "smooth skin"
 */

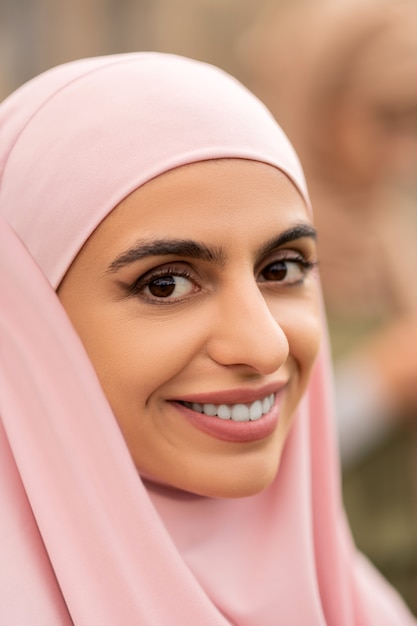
xmin=58 ymin=159 xmax=321 ymax=498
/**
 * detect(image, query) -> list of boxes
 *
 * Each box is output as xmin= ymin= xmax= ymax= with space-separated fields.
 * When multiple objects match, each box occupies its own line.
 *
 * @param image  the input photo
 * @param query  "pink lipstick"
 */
xmin=172 ymin=385 xmax=286 ymax=443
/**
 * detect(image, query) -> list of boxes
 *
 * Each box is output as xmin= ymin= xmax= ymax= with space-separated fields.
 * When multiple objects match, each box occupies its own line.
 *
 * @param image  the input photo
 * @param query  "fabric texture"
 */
xmin=0 ymin=52 xmax=414 ymax=625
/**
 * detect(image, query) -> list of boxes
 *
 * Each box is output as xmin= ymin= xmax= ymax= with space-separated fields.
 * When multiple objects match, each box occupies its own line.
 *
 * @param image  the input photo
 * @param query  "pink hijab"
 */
xmin=0 ymin=53 xmax=414 ymax=624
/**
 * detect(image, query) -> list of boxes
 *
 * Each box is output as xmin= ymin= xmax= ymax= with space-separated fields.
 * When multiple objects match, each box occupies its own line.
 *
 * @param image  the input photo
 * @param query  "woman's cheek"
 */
xmin=270 ymin=297 xmax=322 ymax=376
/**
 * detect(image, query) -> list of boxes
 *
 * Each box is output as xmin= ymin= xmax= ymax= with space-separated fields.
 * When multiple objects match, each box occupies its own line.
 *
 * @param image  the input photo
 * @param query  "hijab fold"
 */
xmin=0 ymin=53 xmax=414 ymax=624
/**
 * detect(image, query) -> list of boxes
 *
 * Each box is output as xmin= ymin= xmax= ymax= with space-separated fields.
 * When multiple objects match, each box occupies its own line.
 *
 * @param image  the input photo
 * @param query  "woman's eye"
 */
xmin=260 ymin=258 xmax=312 ymax=285
xmin=143 ymin=274 xmax=195 ymax=299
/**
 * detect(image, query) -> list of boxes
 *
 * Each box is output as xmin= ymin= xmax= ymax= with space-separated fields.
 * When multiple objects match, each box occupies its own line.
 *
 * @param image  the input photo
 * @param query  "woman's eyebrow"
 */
xmin=107 ymin=239 xmax=226 ymax=272
xmin=107 ymin=224 xmax=317 ymax=273
xmin=256 ymin=223 xmax=317 ymax=259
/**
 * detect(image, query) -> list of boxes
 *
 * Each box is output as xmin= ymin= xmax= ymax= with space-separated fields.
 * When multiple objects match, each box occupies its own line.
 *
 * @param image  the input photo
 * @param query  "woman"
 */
xmin=0 ymin=52 xmax=414 ymax=624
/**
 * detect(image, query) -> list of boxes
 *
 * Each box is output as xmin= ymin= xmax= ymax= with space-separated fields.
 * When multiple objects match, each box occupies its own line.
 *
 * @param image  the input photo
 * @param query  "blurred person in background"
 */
xmin=239 ymin=0 xmax=417 ymax=612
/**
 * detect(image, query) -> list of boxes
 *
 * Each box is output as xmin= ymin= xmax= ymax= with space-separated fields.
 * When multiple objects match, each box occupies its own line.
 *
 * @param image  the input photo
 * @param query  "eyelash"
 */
xmin=128 ymin=255 xmax=317 ymax=304
xmin=259 ymin=254 xmax=317 ymax=285
xmin=128 ymin=265 xmax=197 ymax=301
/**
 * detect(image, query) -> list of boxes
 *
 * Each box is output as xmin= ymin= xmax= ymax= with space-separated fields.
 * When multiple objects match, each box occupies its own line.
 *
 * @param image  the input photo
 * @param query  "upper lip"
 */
xmin=172 ymin=381 xmax=288 ymax=406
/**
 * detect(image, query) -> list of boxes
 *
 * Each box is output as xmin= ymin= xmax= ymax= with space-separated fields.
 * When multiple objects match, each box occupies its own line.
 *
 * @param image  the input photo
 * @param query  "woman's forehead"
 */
xmin=73 ymin=160 xmax=310 ymax=265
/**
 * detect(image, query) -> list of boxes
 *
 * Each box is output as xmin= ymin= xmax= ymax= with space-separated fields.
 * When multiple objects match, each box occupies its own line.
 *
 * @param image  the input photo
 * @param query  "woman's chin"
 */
xmin=142 ymin=459 xmax=280 ymax=500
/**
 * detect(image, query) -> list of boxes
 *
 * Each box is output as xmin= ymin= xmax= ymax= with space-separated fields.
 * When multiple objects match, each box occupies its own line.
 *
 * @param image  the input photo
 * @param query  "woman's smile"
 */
xmin=165 ymin=380 xmax=286 ymax=443
xmin=181 ymin=394 xmax=276 ymax=422
xmin=172 ymin=391 xmax=281 ymax=443
xmin=58 ymin=158 xmax=321 ymax=498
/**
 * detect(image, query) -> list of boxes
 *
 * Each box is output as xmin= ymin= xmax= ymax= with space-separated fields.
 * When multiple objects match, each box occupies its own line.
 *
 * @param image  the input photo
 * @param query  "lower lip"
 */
xmin=172 ymin=394 xmax=283 ymax=443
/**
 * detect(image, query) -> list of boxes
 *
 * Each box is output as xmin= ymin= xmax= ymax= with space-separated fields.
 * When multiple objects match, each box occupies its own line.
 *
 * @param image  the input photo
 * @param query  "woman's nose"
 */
xmin=206 ymin=284 xmax=289 ymax=375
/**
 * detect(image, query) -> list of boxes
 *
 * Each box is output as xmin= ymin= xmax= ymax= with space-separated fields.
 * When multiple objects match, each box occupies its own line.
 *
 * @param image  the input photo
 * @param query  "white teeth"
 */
xmin=262 ymin=396 xmax=271 ymax=413
xmin=187 ymin=393 xmax=275 ymax=422
xmin=249 ymin=400 xmax=263 ymax=421
xmin=231 ymin=404 xmax=250 ymax=422
xmin=217 ymin=404 xmax=231 ymax=420
xmin=202 ymin=403 xmax=217 ymax=416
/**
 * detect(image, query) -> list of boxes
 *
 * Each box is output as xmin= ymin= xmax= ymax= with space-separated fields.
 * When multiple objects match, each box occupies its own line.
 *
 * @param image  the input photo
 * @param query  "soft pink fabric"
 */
xmin=0 ymin=52 xmax=305 ymax=289
xmin=0 ymin=53 xmax=414 ymax=624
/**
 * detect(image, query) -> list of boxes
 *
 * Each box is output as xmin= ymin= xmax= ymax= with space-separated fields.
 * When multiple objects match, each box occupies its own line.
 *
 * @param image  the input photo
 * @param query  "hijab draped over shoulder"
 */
xmin=0 ymin=53 xmax=414 ymax=624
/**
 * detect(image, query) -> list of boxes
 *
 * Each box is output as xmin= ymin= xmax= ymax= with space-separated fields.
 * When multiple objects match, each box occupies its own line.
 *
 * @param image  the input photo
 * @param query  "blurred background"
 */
xmin=0 ymin=0 xmax=263 ymax=100
xmin=1 ymin=0 xmax=416 ymax=614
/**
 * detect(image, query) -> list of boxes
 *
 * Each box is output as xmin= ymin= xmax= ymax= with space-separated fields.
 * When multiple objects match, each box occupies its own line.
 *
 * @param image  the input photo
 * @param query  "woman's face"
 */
xmin=58 ymin=159 xmax=321 ymax=498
